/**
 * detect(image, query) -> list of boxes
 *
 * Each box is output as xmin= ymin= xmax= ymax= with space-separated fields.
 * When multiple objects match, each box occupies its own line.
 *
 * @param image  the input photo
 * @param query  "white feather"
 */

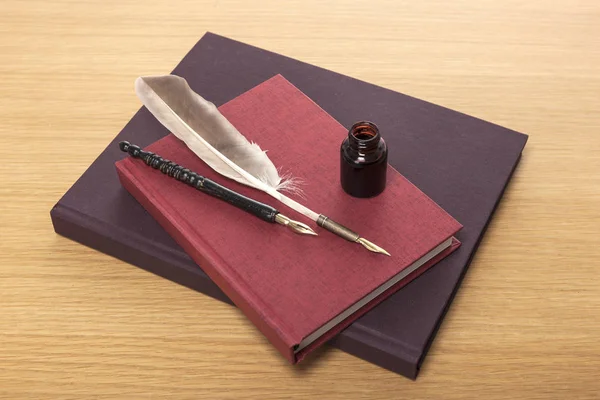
xmin=135 ymin=75 xmax=319 ymax=222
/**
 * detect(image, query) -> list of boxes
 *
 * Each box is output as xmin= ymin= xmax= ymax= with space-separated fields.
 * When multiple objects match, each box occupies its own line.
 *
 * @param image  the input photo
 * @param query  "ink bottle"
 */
xmin=340 ymin=121 xmax=388 ymax=198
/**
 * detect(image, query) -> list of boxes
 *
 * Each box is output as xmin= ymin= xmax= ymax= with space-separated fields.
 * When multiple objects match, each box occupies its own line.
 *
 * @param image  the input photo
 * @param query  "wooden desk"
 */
xmin=2 ymin=1 xmax=599 ymax=398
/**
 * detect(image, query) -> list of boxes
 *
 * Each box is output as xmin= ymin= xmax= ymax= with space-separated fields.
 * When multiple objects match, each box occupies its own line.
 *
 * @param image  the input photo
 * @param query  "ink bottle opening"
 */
xmin=340 ymin=121 xmax=388 ymax=198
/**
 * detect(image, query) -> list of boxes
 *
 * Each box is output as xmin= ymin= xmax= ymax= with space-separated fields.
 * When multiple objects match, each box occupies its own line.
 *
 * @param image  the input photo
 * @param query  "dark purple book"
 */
xmin=51 ymin=32 xmax=527 ymax=379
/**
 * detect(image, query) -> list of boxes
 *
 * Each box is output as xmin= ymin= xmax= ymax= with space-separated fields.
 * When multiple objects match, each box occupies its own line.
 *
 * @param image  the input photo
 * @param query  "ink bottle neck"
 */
xmin=343 ymin=121 xmax=386 ymax=164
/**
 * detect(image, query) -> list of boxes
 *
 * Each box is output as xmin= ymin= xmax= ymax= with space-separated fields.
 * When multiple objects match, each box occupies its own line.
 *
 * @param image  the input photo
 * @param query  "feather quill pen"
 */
xmin=135 ymin=75 xmax=389 ymax=256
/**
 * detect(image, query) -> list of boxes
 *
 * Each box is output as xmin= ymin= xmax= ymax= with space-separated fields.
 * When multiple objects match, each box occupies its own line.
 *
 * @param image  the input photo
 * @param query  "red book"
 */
xmin=115 ymin=75 xmax=462 ymax=363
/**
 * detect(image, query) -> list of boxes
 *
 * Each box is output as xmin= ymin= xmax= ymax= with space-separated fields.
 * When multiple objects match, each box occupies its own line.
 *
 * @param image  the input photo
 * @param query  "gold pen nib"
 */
xmin=316 ymin=215 xmax=390 ymax=256
xmin=275 ymin=214 xmax=318 ymax=236
xmin=356 ymin=237 xmax=391 ymax=257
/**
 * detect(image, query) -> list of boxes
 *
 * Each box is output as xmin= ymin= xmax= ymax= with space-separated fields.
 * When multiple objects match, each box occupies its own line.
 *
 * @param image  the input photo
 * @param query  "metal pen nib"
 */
xmin=275 ymin=214 xmax=318 ymax=236
xmin=317 ymin=215 xmax=391 ymax=256
xmin=356 ymin=238 xmax=391 ymax=257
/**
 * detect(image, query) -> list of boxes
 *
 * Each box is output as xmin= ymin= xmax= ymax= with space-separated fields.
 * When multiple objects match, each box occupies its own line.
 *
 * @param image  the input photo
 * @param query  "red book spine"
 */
xmin=116 ymin=160 xmax=298 ymax=362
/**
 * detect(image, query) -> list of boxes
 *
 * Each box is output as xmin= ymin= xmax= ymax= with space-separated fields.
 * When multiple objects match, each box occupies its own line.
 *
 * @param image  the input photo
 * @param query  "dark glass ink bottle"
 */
xmin=340 ymin=121 xmax=388 ymax=198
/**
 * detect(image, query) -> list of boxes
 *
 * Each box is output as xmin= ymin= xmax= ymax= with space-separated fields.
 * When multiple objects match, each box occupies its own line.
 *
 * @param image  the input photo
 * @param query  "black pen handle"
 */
xmin=119 ymin=141 xmax=278 ymax=223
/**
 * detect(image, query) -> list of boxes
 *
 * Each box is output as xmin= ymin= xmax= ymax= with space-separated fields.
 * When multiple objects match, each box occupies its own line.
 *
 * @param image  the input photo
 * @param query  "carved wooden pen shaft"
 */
xmin=119 ymin=141 xmax=316 ymax=236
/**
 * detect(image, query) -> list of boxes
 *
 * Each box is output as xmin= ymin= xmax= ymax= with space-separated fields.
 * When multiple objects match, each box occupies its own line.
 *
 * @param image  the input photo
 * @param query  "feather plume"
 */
xmin=135 ymin=75 xmax=319 ymax=222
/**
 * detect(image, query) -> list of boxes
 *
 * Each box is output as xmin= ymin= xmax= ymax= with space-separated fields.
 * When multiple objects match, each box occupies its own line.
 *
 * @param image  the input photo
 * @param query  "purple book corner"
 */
xmin=51 ymin=32 xmax=528 ymax=379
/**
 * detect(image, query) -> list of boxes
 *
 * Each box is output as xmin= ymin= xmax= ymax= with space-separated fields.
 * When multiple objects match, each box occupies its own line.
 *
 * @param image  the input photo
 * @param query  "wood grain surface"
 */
xmin=1 ymin=0 xmax=599 ymax=398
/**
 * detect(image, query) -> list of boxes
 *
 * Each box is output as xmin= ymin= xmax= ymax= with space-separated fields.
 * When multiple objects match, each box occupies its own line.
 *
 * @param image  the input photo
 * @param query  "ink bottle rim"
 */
xmin=348 ymin=121 xmax=381 ymax=153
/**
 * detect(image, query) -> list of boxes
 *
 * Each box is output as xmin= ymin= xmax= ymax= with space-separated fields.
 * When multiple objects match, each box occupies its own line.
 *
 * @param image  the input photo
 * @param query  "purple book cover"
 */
xmin=51 ymin=32 xmax=527 ymax=379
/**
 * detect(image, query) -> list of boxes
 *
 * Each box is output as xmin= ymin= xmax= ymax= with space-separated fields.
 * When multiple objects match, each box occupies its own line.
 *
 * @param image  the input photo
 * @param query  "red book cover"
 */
xmin=115 ymin=75 xmax=462 ymax=363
